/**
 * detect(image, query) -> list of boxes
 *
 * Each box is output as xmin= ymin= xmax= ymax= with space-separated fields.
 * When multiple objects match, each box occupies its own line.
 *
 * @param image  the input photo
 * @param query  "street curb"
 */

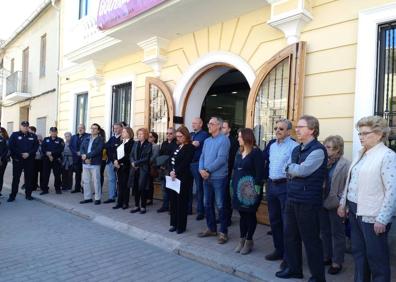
xmin=4 ymin=186 xmax=275 ymax=282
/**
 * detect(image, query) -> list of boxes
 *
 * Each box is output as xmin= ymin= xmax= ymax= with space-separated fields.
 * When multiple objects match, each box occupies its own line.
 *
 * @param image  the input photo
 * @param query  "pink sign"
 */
xmin=97 ymin=0 xmax=167 ymax=30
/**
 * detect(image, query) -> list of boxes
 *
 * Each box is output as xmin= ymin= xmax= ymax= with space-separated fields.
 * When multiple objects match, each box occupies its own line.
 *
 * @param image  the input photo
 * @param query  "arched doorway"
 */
xmin=200 ymin=69 xmax=250 ymax=133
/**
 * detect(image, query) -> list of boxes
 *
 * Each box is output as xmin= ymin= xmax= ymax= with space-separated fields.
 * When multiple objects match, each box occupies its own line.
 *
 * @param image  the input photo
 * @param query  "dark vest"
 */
xmin=287 ymin=139 xmax=327 ymax=205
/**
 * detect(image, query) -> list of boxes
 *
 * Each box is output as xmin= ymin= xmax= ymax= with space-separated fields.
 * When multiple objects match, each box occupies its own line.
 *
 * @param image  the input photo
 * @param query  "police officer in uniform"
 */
xmin=40 ymin=127 xmax=65 ymax=195
xmin=7 ymin=121 xmax=39 ymax=202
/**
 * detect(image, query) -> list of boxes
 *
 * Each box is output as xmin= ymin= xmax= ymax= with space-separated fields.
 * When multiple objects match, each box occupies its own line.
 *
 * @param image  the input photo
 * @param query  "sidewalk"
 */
xmin=1 ymin=165 xmax=394 ymax=282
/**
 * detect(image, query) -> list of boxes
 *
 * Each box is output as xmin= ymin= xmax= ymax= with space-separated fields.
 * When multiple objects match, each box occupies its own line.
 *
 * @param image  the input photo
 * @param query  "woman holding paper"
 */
xmin=168 ymin=126 xmax=194 ymax=234
xmin=113 ymin=127 xmax=134 ymax=210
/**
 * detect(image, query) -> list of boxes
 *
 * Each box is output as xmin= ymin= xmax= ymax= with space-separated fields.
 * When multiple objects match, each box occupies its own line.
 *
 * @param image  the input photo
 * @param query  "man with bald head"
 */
xmin=190 ymin=117 xmax=209 ymax=220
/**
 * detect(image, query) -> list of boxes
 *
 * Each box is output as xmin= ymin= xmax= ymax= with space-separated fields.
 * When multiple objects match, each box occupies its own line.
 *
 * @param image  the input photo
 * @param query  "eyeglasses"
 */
xmin=358 ymin=131 xmax=374 ymax=137
xmin=274 ymin=127 xmax=286 ymax=131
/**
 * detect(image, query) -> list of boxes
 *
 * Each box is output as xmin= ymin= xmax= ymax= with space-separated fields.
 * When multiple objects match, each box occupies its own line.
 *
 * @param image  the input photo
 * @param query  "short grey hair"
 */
xmin=64 ymin=131 xmax=72 ymax=137
xmin=323 ymin=135 xmax=344 ymax=156
xmin=211 ymin=117 xmax=223 ymax=127
xmin=276 ymin=118 xmax=292 ymax=130
xmin=356 ymin=115 xmax=390 ymax=142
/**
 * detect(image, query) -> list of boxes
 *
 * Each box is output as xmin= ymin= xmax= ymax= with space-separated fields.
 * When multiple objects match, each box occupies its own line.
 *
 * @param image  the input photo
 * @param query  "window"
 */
xmin=7 ymin=122 xmax=14 ymax=134
xmin=40 ymin=34 xmax=46 ymax=77
xmin=10 ymin=58 xmax=14 ymax=74
xmin=111 ymin=82 xmax=131 ymax=126
xmin=75 ymin=92 xmax=88 ymax=131
xmin=79 ymin=0 xmax=89 ymax=19
xmin=36 ymin=117 xmax=47 ymax=137
xmin=22 ymin=47 xmax=29 ymax=93
xmin=145 ymin=78 xmax=174 ymax=144
xmin=246 ymin=42 xmax=306 ymax=150
xmin=375 ymin=21 xmax=396 ymax=152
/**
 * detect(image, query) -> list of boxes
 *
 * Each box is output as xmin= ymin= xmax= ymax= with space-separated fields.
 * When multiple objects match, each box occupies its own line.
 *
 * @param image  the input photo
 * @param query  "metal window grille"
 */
xmin=76 ymin=92 xmax=88 ymax=131
xmin=111 ymin=82 xmax=131 ymax=127
xmin=375 ymin=21 xmax=396 ymax=152
xmin=149 ymin=85 xmax=169 ymax=144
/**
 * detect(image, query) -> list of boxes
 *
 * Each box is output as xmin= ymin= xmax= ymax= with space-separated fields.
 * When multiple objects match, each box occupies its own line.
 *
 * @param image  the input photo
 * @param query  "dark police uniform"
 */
xmin=41 ymin=136 xmax=65 ymax=193
xmin=8 ymin=131 xmax=39 ymax=200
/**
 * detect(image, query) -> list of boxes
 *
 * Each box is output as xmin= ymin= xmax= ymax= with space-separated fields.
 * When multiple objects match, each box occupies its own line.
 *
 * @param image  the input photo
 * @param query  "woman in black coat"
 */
xmin=0 ymin=127 xmax=10 ymax=197
xmin=113 ymin=127 xmax=134 ymax=210
xmin=168 ymin=126 xmax=194 ymax=234
xmin=129 ymin=128 xmax=152 ymax=214
xmin=232 ymin=128 xmax=264 ymax=255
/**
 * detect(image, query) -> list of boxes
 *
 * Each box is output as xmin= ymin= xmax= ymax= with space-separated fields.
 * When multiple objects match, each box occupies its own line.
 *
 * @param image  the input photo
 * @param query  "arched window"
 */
xmin=246 ymin=42 xmax=306 ymax=149
xmin=145 ymin=77 xmax=174 ymax=143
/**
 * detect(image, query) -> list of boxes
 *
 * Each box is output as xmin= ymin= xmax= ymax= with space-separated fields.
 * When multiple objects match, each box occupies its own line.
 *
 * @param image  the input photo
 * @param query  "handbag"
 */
xmin=236 ymin=175 xmax=261 ymax=208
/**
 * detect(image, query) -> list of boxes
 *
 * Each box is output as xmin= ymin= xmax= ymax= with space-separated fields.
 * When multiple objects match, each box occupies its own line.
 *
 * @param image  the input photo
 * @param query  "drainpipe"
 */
xmin=51 ymin=0 xmax=61 ymax=129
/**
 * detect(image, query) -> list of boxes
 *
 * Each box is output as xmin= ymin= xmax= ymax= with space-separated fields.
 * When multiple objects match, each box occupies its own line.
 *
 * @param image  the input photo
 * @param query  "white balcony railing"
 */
xmin=6 ymin=71 xmax=31 ymax=96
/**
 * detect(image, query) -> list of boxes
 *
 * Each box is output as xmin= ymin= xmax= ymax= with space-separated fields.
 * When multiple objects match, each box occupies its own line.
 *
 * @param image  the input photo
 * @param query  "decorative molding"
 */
xmin=137 ymin=36 xmax=169 ymax=77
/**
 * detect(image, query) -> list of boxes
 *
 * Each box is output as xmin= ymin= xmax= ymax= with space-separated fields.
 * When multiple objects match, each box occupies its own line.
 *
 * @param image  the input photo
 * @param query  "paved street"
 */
xmin=0 ymin=198 xmax=243 ymax=282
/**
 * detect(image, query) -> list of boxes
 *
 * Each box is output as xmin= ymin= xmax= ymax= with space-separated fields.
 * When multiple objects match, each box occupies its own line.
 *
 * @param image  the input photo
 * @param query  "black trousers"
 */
xmin=0 ymin=160 xmax=8 ymax=192
xmin=284 ymin=200 xmax=325 ymax=281
xmin=239 ymin=210 xmax=257 ymax=240
xmin=73 ymin=161 xmax=83 ymax=191
xmin=133 ymin=171 xmax=146 ymax=209
xmin=11 ymin=158 xmax=34 ymax=198
xmin=61 ymin=166 xmax=73 ymax=190
xmin=100 ymin=160 xmax=106 ymax=188
xmin=32 ymin=159 xmax=42 ymax=190
xmin=117 ymin=167 xmax=130 ymax=207
xmin=41 ymin=157 xmax=62 ymax=192
xmin=348 ymin=201 xmax=391 ymax=282
xmin=169 ymin=182 xmax=190 ymax=232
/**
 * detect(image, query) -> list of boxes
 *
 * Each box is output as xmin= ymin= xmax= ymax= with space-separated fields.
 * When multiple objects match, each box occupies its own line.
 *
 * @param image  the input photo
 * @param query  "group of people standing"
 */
xmin=0 ymin=114 xmax=395 ymax=282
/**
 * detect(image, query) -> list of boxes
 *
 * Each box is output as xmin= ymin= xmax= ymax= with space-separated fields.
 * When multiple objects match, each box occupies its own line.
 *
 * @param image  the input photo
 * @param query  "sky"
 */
xmin=0 ymin=0 xmax=44 ymax=41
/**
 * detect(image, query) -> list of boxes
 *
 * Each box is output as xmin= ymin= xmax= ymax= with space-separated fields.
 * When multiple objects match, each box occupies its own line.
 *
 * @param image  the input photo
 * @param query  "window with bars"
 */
xmin=111 ymin=82 xmax=131 ymax=126
xmin=375 ymin=21 xmax=396 ymax=152
xmin=149 ymin=84 xmax=169 ymax=144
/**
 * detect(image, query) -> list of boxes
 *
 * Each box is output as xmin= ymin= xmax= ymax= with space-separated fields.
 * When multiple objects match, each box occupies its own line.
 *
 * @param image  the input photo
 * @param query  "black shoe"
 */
xmin=103 ymin=199 xmax=115 ymax=204
xmin=328 ymin=265 xmax=342 ymax=275
xmin=280 ymin=260 xmax=288 ymax=271
xmin=40 ymin=191 xmax=49 ymax=195
xmin=177 ymin=229 xmax=185 ymax=234
xmin=80 ymin=199 xmax=93 ymax=204
xmin=140 ymin=208 xmax=146 ymax=214
xmin=71 ymin=189 xmax=81 ymax=194
xmin=7 ymin=197 xmax=15 ymax=202
xmin=112 ymin=205 xmax=122 ymax=209
xmin=275 ymin=268 xmax=303 ymax=279
xmin=130 ymin=207 xmax=140 ymax=213
xmin=196 ymin=214 xmax=205 ymax=221
xmin=122 ymin=205 xmax=129 ymax=210
xmin=26 ymin=196 xmax=34 ymax=201
xmin=265 ymin=251 xmax=283 ymax=261
xmin=56 ymin=190 xmax=62 ymax=195
xmin=169 ymin=226 xmax=177 ymax=232
xmin=323 ymin=259 xmax=332 ymax=266
xmin=157 ymin=206 xmax=168 ymax=213
xmin=94 ymin=200 xmax=101 ymax=205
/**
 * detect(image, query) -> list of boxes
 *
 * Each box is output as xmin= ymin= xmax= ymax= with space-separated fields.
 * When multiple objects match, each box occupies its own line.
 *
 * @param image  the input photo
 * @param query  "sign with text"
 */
xmin=97 ymin=0 xmax=167 ymax=30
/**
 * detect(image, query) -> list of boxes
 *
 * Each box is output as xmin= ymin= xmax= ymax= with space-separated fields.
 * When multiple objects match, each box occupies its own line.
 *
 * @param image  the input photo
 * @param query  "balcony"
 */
xmin=4 ymin=71 xmax=31 ymax=102
xmin=64 ymin=0 xmax=267 ymax=64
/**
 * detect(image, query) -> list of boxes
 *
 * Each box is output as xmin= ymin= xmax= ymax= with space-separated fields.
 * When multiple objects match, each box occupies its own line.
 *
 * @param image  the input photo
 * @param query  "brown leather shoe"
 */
xmin=217 ymin=232 xmax=228 ymax=244
xmin=198 ymin=229 xmax=217 ymax=237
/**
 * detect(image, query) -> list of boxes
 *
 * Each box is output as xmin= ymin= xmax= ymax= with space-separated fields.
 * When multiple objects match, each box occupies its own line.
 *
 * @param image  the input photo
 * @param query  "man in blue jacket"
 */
xmin=70 ymin=124 xmax=89 ymax=193
xmin=275 ymin=115 xmax=327 ymax=282
xmin=7 ymin=121 xmax=39 ymax=201
xmin=80 ymin=123 xmax=104 ymax=205
xmin=198 ymin=117 xmax=230 ymax=244
xmin=40 ymin=127 xmax=65 ymax=195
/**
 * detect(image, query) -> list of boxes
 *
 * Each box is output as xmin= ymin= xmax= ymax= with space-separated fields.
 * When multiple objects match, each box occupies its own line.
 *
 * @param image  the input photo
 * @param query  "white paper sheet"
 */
xmin=117 ymin=144 xmax=125 ymax=160
xmin=165 ymin=176 xmax=181 ymax=194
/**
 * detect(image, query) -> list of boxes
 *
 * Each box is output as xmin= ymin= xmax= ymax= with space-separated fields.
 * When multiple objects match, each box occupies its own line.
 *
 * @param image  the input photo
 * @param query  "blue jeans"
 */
xmin=203 ymin=177 xmax=227 ymax=234
xmin=267 ymin=180 xmax=288 ymax=258
xmin=190 ymin=162 xmax=204 ymax=215
xmin=106 ymin=162 xmax=117 ymax=200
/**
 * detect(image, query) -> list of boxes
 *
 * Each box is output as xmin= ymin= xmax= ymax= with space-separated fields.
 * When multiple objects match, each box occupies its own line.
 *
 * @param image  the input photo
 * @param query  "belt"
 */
xmin=270 ymin=178 xmax=287 ymax=184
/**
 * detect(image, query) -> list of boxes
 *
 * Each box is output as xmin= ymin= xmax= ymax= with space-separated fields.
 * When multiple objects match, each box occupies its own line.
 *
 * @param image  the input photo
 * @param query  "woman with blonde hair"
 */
xmin=232 ymin=128 xmax=265 ymax=255
xmin=338 ymin=116 xmax=396 ymax=282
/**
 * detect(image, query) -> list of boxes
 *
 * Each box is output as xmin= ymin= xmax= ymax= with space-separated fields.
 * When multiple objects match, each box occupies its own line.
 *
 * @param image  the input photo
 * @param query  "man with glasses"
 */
xmin=190 ymin=117 xmax=209 ymax=220
xmin=70 ymin=124 xmax=90 ymax=193
xmin=275 ymin=115 xmax=327 ymax=282
xmin=157 ymin=127 xmax=177 ymax=213
xmin=198 ymin=117 xmax=230 ymax=244
xmin=264 ymin=119 xmax=298 ymax=270
xmin=103 ymin=122 xmax=123 ymax=203
xmin=79 ymin=123 xmax=104 ymax=205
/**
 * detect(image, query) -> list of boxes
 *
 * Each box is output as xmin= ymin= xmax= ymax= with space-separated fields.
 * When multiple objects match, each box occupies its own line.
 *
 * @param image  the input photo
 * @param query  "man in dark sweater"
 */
xmin=275 ymin=115 xmax=327 ymax=282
